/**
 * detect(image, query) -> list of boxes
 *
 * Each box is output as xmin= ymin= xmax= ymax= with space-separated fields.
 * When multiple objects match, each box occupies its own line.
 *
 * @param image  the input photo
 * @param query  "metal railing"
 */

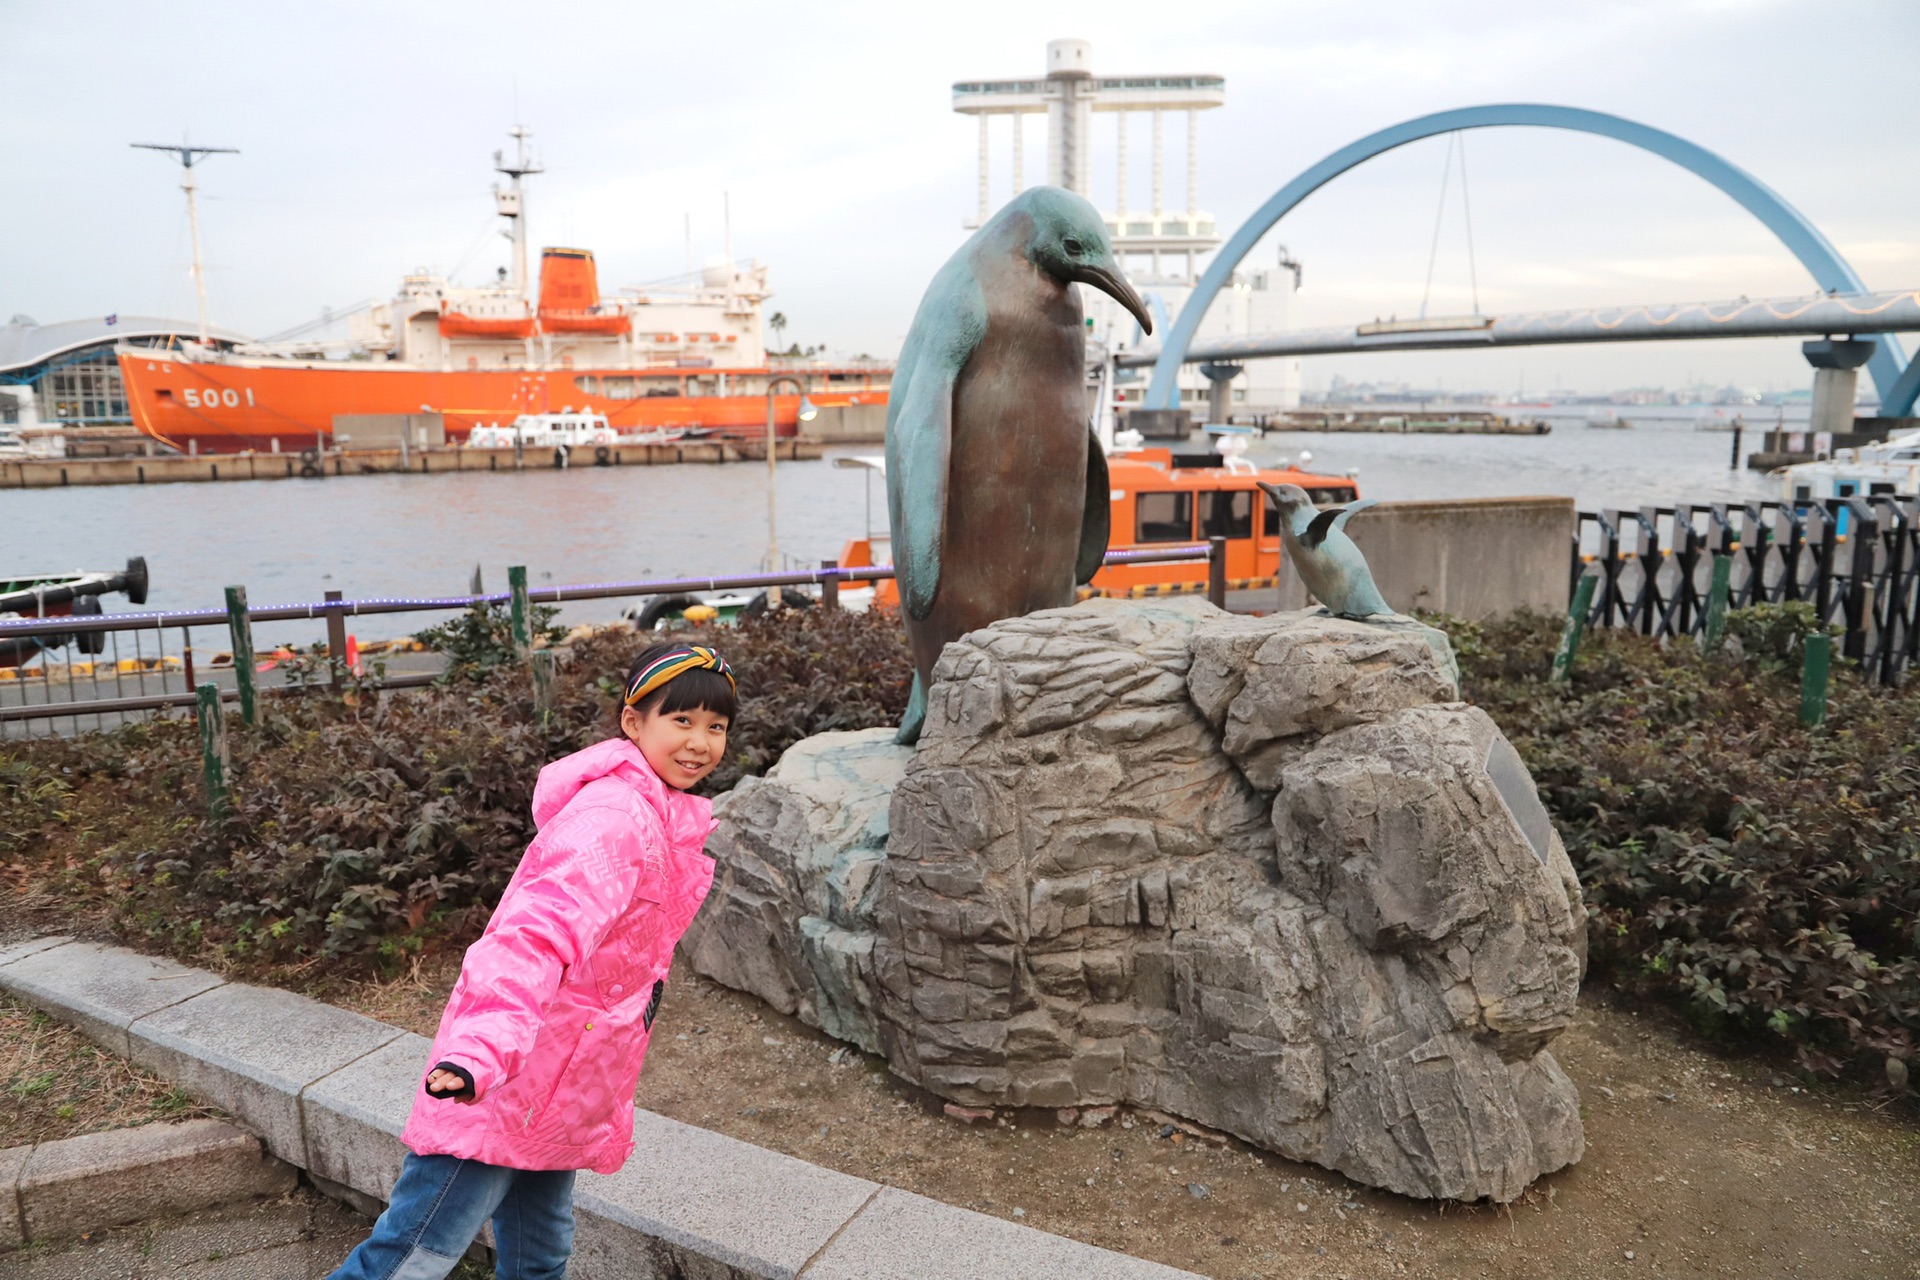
xmin=1572 ymin=496 xmax=1919 ymax=684
xmin=0 ymin=541 xmax=1225 ymax=738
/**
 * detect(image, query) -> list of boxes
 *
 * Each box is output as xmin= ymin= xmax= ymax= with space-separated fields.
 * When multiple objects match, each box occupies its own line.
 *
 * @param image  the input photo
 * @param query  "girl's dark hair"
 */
xmin=621 ymin=640 xmax=739 ymax=721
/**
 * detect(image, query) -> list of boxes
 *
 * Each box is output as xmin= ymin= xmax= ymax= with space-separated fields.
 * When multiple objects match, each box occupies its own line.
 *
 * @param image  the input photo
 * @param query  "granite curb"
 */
xmin=1 ymin=1117 xmax=296 ymax=1250
xmin=0 ymin=940 xmax=1204 ymax=1279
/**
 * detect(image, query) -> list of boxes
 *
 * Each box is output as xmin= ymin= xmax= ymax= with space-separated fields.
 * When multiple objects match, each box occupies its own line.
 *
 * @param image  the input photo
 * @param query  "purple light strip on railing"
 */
xmin=0 ymin=546 xmax=1211 ymax=636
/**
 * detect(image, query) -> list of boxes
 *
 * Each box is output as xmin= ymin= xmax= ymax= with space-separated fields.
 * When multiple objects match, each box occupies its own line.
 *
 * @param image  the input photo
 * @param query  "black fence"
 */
xmin=1573 ymin=495 xmax=1920 ymax=684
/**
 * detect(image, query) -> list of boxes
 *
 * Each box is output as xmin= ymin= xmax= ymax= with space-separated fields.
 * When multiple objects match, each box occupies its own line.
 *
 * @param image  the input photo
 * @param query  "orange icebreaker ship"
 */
xmin=117 ymin=128 xmax=888 ymax=454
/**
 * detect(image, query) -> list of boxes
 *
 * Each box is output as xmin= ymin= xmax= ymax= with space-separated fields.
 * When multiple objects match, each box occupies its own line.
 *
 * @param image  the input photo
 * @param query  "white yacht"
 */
xmin=1779 ymin=430 xmax=1920 ymax=504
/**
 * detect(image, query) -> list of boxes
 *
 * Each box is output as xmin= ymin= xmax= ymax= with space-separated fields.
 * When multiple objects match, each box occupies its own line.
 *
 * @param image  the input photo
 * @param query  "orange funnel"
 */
xmin=539 ymin=247 xmax=600 ymax=312
xmin=538 ymin=247 xmax=630 ymax=334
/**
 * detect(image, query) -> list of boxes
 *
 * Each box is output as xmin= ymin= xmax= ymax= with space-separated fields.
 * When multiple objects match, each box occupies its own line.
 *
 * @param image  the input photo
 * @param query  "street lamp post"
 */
xmin=762 ymin=377 xmax=818 ymax=600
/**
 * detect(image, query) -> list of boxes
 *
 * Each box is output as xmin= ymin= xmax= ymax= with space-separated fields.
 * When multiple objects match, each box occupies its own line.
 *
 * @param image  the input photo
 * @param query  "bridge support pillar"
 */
xmin=1803 ymin=338 xmax=1875 ymax=440
xmin=1199 ymin=361 xmax=1243 ymax=425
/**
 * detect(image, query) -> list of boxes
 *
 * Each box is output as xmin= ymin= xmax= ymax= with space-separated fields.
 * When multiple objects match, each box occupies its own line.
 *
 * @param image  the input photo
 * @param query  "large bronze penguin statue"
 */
xmin=886 ymin=187 xmax=1151 ymax=743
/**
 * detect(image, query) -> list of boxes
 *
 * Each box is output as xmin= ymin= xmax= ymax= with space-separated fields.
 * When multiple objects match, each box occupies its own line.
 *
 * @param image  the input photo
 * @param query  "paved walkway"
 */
xmin=0 ymin=1188 xmax=368 ymax=1280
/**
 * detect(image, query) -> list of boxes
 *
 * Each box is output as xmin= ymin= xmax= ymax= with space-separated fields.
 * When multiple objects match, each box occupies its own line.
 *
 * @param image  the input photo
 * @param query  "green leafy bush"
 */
xmin=415 ymin=599 xmax=567 ymax=680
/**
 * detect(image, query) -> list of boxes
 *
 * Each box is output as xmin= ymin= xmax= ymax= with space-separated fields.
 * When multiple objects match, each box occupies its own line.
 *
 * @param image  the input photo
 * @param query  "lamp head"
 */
xmin=797 ymin=395 xmax=818 ymax=423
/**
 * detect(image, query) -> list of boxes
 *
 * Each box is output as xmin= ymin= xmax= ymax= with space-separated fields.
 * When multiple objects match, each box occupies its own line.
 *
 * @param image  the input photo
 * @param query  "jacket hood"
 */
xmin=532 ymin=737 xmax=675 ymax=831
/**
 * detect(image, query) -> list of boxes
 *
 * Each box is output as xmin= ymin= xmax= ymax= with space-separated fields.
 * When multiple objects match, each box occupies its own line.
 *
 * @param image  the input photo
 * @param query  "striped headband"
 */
xmin=623 ymin=645 xmax=735 ymax=706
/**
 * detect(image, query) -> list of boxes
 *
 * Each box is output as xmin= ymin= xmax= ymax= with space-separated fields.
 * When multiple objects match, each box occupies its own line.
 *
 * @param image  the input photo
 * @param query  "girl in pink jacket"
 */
xmin=328 ymin=642 xmax=734 ymax=1280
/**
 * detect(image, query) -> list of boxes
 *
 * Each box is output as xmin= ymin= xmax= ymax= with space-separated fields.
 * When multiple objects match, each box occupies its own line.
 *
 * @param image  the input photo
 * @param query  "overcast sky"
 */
xmin=5 ymin=0 xmax=1916 ymax=395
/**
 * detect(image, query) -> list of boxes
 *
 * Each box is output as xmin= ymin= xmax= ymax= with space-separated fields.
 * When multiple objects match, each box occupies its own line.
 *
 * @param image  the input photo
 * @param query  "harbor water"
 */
xmin=6 ymin=407 xmax=1786 ymax=648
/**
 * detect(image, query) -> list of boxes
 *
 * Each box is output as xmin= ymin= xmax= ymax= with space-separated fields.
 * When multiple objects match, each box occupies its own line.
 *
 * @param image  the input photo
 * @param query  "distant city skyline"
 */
xmin=4 ymin=0 xmax=1916 ymax=396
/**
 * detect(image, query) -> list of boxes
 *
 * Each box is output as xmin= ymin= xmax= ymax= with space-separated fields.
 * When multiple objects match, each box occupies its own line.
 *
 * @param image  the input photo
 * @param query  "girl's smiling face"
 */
xmin=621 ymin=703 xmax=729 ymax=790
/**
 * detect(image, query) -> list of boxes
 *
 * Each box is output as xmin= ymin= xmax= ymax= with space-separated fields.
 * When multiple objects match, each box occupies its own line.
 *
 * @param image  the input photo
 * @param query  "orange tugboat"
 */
xmin=116 ymin=128 xmax=888 ymax=454
xmin=826 ymin=439 xmax=1362 ymax=611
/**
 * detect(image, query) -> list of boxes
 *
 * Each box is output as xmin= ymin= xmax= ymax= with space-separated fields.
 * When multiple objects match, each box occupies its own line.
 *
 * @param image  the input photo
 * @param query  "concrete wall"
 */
xmin=1268 ymin=496 xmax=1573 ymax=619
xmin=800 ymin=402 xmax=889 ymax=445
xmin=331 ymin=413 xmax=446 ymax=450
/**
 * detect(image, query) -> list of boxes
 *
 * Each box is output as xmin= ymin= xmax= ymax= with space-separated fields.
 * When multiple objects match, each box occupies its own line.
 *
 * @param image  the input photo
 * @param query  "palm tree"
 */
xmin=768 ymin=312 xmax=788 ymax=353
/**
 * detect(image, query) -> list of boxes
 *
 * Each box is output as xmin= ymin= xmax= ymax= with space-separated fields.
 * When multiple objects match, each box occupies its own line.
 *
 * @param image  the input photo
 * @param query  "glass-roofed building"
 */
xmin=0 ymin=315 xmax=247 ymax=428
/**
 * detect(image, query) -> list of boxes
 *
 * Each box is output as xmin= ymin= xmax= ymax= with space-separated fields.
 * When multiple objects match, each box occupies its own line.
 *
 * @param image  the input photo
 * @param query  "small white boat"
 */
xmin=465 ymin=413 xmax=703 ymax=451
xmin=1779 ymin=430 xmax=1920 ymax=503
xmin=466 ymin=411 xmax=617 ymax=450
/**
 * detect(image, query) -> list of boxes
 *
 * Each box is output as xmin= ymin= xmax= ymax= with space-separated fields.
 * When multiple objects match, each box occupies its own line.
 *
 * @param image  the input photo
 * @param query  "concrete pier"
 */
xmin=2 ymin=439 xmax=823 ymax=489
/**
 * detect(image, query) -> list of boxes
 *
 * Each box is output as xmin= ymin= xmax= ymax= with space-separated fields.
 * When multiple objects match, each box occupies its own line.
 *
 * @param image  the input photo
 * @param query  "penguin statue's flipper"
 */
xmin=1302 ymin=497 xmax=1379 ymax=549
xmin=1074 ymin=426 xmax=1111 ymax=585
xmin=896 ymin=673 xmax=928 ymax=746
xmin=885 ymin=266 xmax=988 ymax=622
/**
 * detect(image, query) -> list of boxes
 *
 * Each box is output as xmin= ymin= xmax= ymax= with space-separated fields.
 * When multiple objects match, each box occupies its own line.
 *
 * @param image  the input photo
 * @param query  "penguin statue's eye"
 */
xmin=1063 ymin=237 xmax=1085 ymax=257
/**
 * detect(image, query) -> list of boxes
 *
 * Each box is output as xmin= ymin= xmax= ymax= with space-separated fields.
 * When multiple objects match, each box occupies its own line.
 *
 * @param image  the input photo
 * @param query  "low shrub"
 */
xmin=0 ymin=606 xmax=910 ymax=977
xmin=3 ymin=598 xmax=1913 ymax=1087
xmin=1451 ymin=609 xmax=1919 ymax=1083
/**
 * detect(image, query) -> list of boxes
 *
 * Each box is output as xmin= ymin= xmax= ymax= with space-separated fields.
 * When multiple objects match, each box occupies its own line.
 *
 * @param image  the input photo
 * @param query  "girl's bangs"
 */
xmin=643 ymin=666 xmax=738 ymax=719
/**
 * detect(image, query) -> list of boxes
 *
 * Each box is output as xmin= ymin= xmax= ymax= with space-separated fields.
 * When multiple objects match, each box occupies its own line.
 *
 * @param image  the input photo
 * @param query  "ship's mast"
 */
xmin=493 ymin=126 xmax=543 ymax=301
xmin=131 ymin=139 xmax=239 ymax=343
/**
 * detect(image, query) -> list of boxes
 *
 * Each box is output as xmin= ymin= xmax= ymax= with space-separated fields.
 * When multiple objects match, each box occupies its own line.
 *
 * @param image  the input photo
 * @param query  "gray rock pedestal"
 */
xmin=683 ymin=599 xmax=1587 ymax=1201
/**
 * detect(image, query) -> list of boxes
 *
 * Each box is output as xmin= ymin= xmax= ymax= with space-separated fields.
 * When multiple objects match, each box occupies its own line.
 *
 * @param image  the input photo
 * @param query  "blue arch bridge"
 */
xmin=1127 ymin=104 xmax=1920 ymax=423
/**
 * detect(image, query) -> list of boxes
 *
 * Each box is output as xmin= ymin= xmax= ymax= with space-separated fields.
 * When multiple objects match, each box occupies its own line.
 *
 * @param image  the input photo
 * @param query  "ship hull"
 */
xmin=117 ymin=353 xmax=887 ymax=454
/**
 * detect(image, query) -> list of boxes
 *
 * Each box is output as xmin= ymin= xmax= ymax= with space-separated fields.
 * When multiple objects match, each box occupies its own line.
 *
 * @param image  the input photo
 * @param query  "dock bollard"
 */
xmin=1800 ymin=632 xmax=1832 ymax=727
xmin=1207 ymin=537 xmax=1228 ymax=609
xmin=509 ymin=566 xmax=531 ymax=654
xmin=224 ymin=585 xmax=257 ymax=725
xmin=1701 ymin=554 xmax=1733 ymax=653
xmin=1551 ymin=573 xmax=1600 ymax=683
xmin=820 ymin=560 xmax=839 ymax=610
xmin=196 ymin=683 xmax=229 ymax=818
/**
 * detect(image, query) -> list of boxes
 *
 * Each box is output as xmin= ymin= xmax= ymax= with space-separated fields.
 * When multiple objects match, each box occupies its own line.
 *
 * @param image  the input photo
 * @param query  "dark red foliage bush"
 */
xmin=1451 ymin=607 xmax=1919 ymax=1083
xmin=4 ymin=597 xmax=1914 ymax=1087
xmin=0 ymin=606 xmax=912 ymax=976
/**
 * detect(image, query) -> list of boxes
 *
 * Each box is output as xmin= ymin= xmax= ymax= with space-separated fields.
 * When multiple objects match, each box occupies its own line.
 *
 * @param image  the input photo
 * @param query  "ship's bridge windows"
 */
xmin=1136 ymin=491 xmax=1194 ymax=543
xmin=1202 ymin=491 xmax=1253 ymax=540
xmin=1872 ymin=482 xmax=1897 ymax=495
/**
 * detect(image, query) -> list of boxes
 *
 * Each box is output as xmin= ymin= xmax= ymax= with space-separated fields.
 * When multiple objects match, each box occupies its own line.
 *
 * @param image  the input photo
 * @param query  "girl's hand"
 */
xmin=424 ymin=1066 xmax=477 ymax=1103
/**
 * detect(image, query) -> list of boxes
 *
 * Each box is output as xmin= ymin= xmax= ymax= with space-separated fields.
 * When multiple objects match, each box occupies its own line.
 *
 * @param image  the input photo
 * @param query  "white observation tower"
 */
xmin=954 ymin=41 xmax=1302 ymax=416
xmin=952 ymin=38 xmax=1226 ymax=281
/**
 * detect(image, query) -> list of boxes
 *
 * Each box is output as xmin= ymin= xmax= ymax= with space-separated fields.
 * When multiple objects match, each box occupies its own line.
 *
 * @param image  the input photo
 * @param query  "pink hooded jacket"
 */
xmin=400 ymin=737 xmax=717 ymax=1173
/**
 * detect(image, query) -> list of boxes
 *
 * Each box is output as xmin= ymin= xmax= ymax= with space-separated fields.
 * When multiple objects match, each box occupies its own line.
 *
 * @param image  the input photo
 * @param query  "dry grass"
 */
xmin=0 ymin=994 xmax=220 ymax=1147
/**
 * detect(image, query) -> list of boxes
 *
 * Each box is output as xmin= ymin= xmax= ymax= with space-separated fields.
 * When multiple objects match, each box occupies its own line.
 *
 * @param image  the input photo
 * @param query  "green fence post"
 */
xmin=1551 ymin=574 xmax=1599 ymax=683
xmin=224 ymin=585 xmax=256 ymax=725
xmin=1800 ymin=632 xmax=1832 ymax=727
xmin=1701 ymin=554 xmax=1733 ymax=653
xmin=530 ymin=648 xmax=557 ymax=730
xmin=508 ymin=565 xmax=531 ymax=654
xmin=196 ymin=683 xmax=230 ymax=817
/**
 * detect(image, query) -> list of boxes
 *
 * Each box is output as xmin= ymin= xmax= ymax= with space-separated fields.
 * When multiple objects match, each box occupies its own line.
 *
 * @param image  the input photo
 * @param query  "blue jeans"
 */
xmin=328 ymin=1151 xmax=577 ymax=1280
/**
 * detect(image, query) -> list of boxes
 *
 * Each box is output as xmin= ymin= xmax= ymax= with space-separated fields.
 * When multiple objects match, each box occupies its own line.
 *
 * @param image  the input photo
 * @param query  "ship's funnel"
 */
xmin=538 ymin=247 xmax=630 ymax=335
xmin=539 ymin=247 xmax=601 ymax=313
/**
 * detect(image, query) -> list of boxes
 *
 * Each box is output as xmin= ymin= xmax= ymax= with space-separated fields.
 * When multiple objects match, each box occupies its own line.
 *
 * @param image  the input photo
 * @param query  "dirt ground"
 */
xmin=0 ymin=995 xmax=220 ymax=1148
xmin=331 ymin=952 xmax=1919 ymax=1280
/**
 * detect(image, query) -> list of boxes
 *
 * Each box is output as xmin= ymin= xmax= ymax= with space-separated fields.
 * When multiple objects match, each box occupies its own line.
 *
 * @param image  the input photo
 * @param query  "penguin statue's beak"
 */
xmin=1073 ymin=263 xmax=1153 ymax=336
